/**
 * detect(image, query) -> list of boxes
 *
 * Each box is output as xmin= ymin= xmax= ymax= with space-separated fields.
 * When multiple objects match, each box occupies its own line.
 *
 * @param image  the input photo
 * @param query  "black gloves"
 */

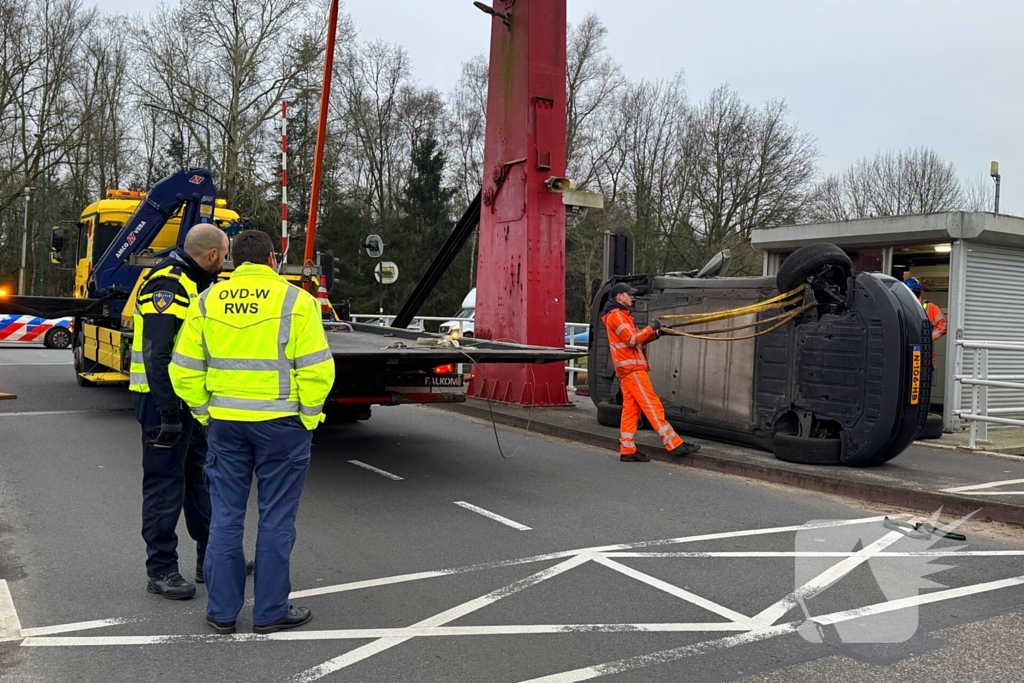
xmin=154 ymin=412 xmax=182 ymax=448
xmin=650 ymin=320 xmax=662 ymax=335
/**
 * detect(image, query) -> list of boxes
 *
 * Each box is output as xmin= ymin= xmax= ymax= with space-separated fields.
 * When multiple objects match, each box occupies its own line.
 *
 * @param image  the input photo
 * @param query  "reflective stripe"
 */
xmin=620 ymin=432 xmax=635 ymax=439
xmin=614 ymin=359 xmax=645 ymax=367
xmin=197 ymin=290 xmax=212 ymax=364
xmin=193 ymin=402 xmax=210 ymax=416
xmin=171 ymin=352 xmax=207 ymax=372
xmin=278 ymin=287 xmax=300 ymax=400
xmin=621 ymin=441 xmax=636 ymax=449
xmin=610 ymin=342 xmax=628 ymax=350
xmin=615 ymin=324 xmax=631 ymax=336
xmin=657 ymin=424 xmax=672 ymax=436
xmin=131 ymin=350 xmax=145 ymax=365
xmin=299 ymin=403 xmax=324 ymax=416
xmin=130 ymin=372 xmax=148 ymax=386
xmin=208 ymin=358 xmax=289 ymax=371
xmin=210 ymin=396 xmax=298 ymax=412
xmin=294 ymin=348 xmax=333 ymax=369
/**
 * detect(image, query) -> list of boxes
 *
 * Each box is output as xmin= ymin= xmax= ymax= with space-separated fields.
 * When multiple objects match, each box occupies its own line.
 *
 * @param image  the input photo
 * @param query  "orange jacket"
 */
xmin=923 ymin=300 xmax=947 ymax=342
xmin=602 ymin=302 xmax=659 ymax=378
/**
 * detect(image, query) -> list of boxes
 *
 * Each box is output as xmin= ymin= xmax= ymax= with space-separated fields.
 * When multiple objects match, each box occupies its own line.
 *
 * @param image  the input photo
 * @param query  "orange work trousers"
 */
xmin=619 ymin=370 xmax=683 ymax=455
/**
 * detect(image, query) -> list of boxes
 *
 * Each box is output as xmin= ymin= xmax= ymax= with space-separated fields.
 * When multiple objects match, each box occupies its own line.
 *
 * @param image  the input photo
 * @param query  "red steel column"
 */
xmin=469 ymin=0 xmax=569 ymax=406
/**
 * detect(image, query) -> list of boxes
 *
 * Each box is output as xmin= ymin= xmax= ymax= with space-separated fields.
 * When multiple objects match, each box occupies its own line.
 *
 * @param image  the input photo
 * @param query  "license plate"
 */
xmin=910 ymin=345 xmax=922 ymax=405
xmin=425 ymin=374 xmax=463 ymax=388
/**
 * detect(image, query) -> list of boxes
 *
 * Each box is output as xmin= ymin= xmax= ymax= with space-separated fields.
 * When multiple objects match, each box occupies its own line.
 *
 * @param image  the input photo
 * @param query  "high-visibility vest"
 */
xmin=602 ymin=306 xmax=659 ymax=379
xmin=169 ymin=263 xmax=335 ymax=430
xmin=922 ymin=299 xmax=947 ymax=342
xmin=129 ymin=263 xmax=199 ymax=393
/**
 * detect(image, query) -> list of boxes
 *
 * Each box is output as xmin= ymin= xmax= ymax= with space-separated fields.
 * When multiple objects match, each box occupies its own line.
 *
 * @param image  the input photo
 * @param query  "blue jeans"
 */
xmin=203 ymin=416 xmax=311 ymax=625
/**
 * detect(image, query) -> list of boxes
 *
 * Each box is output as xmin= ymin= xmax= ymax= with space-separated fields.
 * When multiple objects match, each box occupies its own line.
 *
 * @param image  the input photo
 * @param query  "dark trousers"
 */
xmin=204 ymin=416 xmax=311 ymax=625
xmin=133 ymin=392 xmax=212 ymax=578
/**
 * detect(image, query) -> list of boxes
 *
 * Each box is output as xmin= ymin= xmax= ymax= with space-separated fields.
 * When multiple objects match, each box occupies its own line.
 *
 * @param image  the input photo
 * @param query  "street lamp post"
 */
xmin=990 ymin=161 xmax=1001 ymax=214
xmin=143 ymin=102 xmax=213 ymax=173
xmin=19 ymin=187 xmax=34 ymax=295
xmin=36 ymin=134 xmax=47 ymax=293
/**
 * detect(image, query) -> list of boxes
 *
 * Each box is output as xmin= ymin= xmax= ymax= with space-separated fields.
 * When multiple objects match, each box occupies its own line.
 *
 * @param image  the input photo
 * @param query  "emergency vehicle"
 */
xmin=0 ymin=315 xmax=72 ymax=348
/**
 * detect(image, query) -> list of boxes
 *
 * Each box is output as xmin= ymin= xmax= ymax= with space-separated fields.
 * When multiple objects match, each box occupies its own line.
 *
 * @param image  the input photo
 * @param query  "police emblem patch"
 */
xmin=152 ymin=291 xmax=175 ymax=313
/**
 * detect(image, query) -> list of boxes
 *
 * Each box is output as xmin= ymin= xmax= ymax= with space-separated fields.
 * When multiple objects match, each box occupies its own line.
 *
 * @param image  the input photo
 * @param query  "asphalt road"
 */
xmin=1 ymin=346 xmax=1023 ymax=682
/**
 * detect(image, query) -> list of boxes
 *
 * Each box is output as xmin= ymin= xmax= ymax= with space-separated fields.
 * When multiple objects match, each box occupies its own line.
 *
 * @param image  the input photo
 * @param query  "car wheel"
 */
xmin=773 ymin=433 xmax=843 ymax=465
xmin=73 ymin=333 xmax=97 ymax=387
xmin=44 ymin=327 xmax=72 ymax=349
xmin=776 ymin=243 xmax=853 ymax=294
xmin=917 ymin=413 xmax=944 ymax=440
xmin=596 ymin=401 xmax=621 ymax=427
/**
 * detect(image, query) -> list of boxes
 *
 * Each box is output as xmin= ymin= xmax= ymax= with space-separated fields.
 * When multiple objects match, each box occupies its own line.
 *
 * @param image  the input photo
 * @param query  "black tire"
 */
xmin=596 ymin=401 xmax=621 ymax=427
xmin=44 ymin=326 xmax=72 ymax=350
xmin=73 ymin=332 xmax=97 ymax=387
xmin=773 ymin=433 xmax=843 ymax=465
xmin=776 ymin=243 xmax=853 ymax=294
xmin=462 ymin=332 xmax=474 ymax=339
xmin=918 ymin=413 xmax=944 ymax=440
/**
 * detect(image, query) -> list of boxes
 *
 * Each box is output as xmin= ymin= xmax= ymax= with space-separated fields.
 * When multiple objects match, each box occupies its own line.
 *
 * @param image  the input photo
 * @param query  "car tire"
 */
xmin=596 ymin=401 xmax=621 ymax=427
xmin=918 ymin=413 xmax=944 ymax=440
xmin=44 ymin=326 xmax=72 ymax=350
xmin=773 ymin=433 xmax=843 ymax=465
xmin=776 ymin=243 xmax=853 ymax=294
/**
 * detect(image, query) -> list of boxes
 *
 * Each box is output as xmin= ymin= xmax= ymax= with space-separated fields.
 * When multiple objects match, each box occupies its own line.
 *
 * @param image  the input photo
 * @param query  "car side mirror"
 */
xmin=50 ymin=227 xmax=65 ymax=265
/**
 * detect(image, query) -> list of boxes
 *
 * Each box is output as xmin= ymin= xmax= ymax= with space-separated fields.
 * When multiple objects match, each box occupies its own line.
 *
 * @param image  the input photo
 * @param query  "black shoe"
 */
xmin=195 ymin=559 xmax=254 ymax=584
xmin=668 ymin=442 xmax=701 ymax=457
xmin=620 ymin=453 xmax=651 ymax=462
xmin=206 ymin=614 xmax=237 ymax=635
xmin=146 ymin=572 xmax=196 ymax=600
xmin=253 ymin=606 xmax=312 ymax=634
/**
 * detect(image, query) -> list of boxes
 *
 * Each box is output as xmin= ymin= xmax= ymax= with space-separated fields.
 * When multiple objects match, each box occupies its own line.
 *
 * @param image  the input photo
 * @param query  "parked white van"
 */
xmin=438 ymin=288 xmax=476 ymax=339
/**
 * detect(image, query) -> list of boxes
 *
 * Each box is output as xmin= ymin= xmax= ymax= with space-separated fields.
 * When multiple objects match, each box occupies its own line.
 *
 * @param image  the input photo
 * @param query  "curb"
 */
xmin=440 ymin=402 xmax=1024 ymax=527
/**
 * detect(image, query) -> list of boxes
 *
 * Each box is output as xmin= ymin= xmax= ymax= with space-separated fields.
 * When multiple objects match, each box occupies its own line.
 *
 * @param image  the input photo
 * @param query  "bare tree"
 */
xmin=962 ymin=173 xmax=995 ymax=212
xmin=447 ymin=55 xmax=488 ymax=209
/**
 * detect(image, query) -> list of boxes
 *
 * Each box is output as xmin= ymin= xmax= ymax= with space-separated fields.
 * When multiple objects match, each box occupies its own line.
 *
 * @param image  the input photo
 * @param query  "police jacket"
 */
xmin=169 ymin=263 xmax=335 ymax=430
xmin=128 ymin=249 xmax=214 ymax=415
xmin=601 ymin=300 xmax=659 ymax=379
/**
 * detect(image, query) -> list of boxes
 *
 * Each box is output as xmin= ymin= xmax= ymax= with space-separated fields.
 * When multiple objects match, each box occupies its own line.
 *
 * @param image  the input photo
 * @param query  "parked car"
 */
xmin=439 ymin=288 xmax=476 ymax=339
xmin=0 ymin=315 xmax=74 ymax=349
xmin=588 ymin=244 xmax=932 ymax=467
xmin=362 ymin=317 xmax=426 ymax=332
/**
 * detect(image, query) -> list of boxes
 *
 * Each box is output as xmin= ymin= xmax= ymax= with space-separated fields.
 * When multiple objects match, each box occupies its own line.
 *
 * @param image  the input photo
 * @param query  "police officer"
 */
xmin=170 ymin=230 xmax=335 ymax=635
xmin=131 ymin=224 xmax=241 ymax=600
xmin=602 ymin=283 xmax=700 ymax=462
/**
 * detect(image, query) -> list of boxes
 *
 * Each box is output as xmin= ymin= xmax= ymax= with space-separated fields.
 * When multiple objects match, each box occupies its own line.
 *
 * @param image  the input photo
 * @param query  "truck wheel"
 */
xmin=918 ymin=413 xmax=944 ymax=440
xmin=44 ymin=327 xmax=72 ymax=349
xmin=776 ymin=243 xmax=853 ymax=294
xmin=773 ymin=433 xmax=843 ymax=465
xmin=73 ymin=333 xmax=97 ymax=387
xmin=596 ymin=401 xmax=621 ymax=427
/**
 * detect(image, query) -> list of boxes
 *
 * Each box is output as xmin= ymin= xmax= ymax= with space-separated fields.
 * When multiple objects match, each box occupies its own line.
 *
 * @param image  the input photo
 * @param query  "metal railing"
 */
xmin=954 ymin=340 xmax=1024 ymax=449
xmin=348 ymin=313 xmax=590 ymax=389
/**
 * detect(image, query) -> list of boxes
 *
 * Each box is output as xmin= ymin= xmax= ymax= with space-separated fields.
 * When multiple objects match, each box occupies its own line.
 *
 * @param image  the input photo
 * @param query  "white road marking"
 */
xmin=20 ymin=617 xmax=135 ymax=638
xmin=0 ymin=409 xmax=132 ymax=418
xmin=0 ymin=580 xmax=22 ymax=643
xmin=941 ymin=478 xmax=1024 ymax=493
xmin=290 ymin=554 xmax=591 ymax=682
xmin=949 ymin=491 xmax=1024 ymax=496
xmin=603 ymin=551 xmax=1024 ymax=558
xmin=590 ymin=555 xmax=755 ymax=627
xmin=291 ymin=515 xmax=893 ymax=600
xmin=750 ymin=528 xmax=908 ymax=628
xmin=347 ymin=460 xmax=404 ymax=481
xmin=23 ymin=621 xmax=749 ymax=647
xmin=454 ymin=501 xmax=532 ymax=531
xmin=0 ymin=362 xmax=72 ymax=366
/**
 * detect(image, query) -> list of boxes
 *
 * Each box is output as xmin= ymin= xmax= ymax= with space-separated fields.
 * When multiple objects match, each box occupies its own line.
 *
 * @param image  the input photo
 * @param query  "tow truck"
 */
xmin=0 ymin=168 xmax=577 ymax=423
xmin=589 ymin=244 xmax=933 ymax=466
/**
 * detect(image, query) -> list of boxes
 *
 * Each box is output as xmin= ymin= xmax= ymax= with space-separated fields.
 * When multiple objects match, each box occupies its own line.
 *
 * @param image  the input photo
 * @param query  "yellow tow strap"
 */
xmin=658 ymin=284 xmax=812 ymax=341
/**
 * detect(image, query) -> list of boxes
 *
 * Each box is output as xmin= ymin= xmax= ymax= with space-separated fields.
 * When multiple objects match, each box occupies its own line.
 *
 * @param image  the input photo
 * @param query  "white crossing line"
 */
xmin=20 ymin=617 xmax=135 ymax=638
xmin=454 ymin=502 xmax=532 ymax=531
xmin=941 ymin=478 xmax=1024 ymax=493
xmin=0 ymin=580 xmax=22 ymax=643
xmin=347 ymin=460 xmax=404 ymax=481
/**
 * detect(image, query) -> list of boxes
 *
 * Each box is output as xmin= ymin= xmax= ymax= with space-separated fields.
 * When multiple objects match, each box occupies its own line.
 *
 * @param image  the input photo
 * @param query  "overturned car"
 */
xmin=588 ymin=244 xmax=933 ymax=467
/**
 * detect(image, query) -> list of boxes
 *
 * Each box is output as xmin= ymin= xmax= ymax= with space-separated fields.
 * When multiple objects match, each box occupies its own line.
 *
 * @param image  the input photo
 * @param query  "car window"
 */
xmin=455 ymin=308 xmax=474 ymax=319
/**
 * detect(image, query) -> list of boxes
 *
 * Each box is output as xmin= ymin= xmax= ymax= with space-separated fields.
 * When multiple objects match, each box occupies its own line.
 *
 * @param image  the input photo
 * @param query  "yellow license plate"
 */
xmin=910 ymin=345 xmax=922 ymax=405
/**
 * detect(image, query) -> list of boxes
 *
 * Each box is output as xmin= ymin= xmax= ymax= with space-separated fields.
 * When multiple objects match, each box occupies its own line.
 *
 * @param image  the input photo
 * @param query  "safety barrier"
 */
xmin=954 ymin=340 xmax=1024 ymax=449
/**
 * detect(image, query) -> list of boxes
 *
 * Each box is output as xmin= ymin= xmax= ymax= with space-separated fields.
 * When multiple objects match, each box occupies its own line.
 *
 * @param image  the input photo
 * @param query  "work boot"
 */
xmin=206 ymin=615 xmax=237 ymax=635
xmin=668 ymin=442 xmax=701 ymax=457
xmin=146 ymin=572 xmax=196 ymax=600
xmin=620 ymin=452 xmax=651 ymax=462
xmin=195 ymin=559 xmax=254 ymax=584
xmin=253 ymin=605 xmax=313 ymax=634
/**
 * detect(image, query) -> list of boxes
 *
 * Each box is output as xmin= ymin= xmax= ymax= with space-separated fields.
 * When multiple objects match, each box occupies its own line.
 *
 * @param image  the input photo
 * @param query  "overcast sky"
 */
xmin=95 ymin=0 xmax=1024 ymax=214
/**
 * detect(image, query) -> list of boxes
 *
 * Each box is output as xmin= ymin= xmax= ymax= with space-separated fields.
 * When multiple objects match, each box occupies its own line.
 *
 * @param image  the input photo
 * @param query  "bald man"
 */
xmin=130 ymin=224 xmax=250 ymax=600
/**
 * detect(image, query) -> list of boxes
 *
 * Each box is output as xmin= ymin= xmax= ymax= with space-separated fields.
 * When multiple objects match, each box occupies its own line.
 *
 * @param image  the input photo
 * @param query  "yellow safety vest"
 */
xmin=169 ymin=263 xmax=335 ymax=430
xmin=129 ymin=264 xmax=199 ymax=393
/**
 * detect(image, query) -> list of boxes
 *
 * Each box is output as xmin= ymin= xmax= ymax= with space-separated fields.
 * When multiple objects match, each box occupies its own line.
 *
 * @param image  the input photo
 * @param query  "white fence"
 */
xmin=954 ymin=340 xmax=1024 ymax=448
xmin=350 ymin=314 xmax=590 ymax=390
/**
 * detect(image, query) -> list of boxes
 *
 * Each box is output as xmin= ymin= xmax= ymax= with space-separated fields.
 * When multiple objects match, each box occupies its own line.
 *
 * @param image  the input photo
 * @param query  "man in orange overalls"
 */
xmin=602 ymin=283 xmax=700 ymax=462
xmin=905 ymin=278 xmax=947 ymax=364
